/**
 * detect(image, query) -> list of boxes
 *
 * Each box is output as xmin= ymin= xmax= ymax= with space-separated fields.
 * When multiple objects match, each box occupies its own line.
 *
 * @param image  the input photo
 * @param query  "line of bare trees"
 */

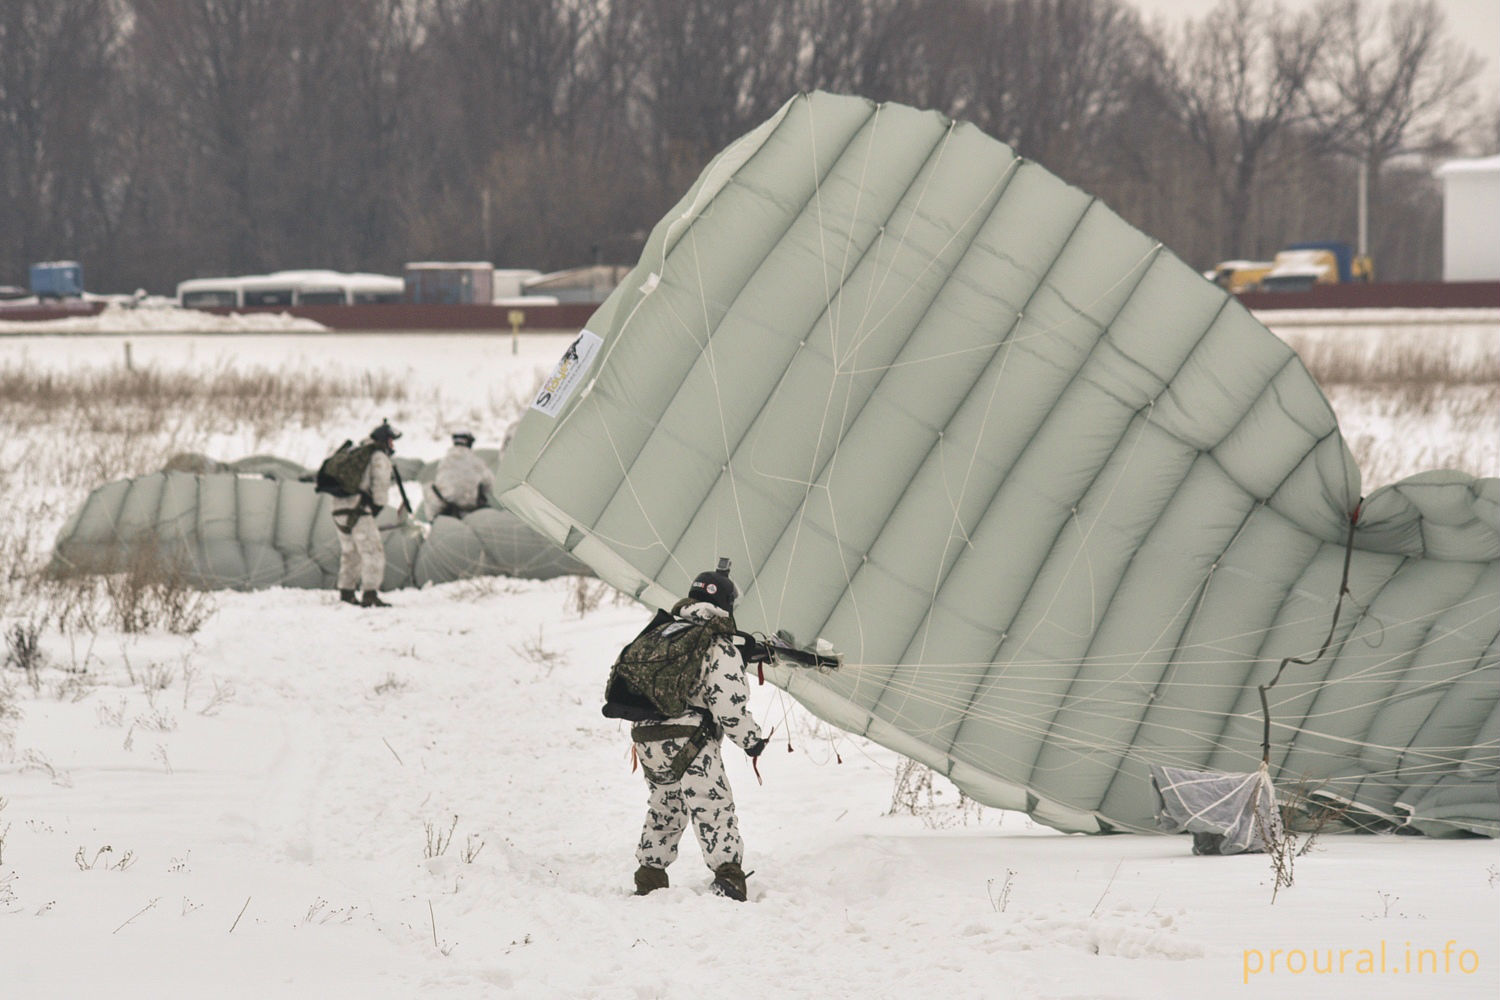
xmin=0 ymin=0 xmax=1491 ymax=294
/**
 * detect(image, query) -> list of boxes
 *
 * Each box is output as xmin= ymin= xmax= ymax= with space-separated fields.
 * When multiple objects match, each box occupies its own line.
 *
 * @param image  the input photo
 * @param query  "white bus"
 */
xmin=177 ymin=270 xmax=404 ymax=309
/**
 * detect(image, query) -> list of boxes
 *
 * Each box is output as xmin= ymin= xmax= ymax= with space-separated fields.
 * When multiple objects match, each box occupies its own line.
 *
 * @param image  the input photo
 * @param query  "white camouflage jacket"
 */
xmin=658 ymin=601 xmax=764 ymax=754
xmin=431 ymin=444 xmax=494 ymax=508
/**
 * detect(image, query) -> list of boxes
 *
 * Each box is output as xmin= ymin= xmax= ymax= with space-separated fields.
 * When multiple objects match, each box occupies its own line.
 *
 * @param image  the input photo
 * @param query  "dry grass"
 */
xmin=0 ymin=360 xmax=408 ymax=634
xmin=0 ymin=362 xmax=407 ymax=428
xmin=1287 ymin=334 xmax=1497 ymax=387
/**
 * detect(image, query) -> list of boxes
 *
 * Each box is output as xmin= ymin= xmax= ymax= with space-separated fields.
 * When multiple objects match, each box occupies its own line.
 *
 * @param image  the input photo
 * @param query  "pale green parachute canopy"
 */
xmin=50 ymin=450 xmax=590 ymax=589
xmin=497 ymin=91 xmax=1499 ymax=837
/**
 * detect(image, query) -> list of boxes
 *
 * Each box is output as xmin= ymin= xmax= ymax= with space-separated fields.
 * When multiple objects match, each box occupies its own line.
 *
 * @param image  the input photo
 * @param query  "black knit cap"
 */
xmin=371 ymin=420 xmax=401 ymax=445
xmin=688 ymin=558 xmax=737 ymax=612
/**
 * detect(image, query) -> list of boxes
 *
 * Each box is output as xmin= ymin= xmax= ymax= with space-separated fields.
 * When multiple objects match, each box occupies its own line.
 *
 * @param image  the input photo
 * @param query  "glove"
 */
xmin=744 ymin=738 xmax=767 ymax=759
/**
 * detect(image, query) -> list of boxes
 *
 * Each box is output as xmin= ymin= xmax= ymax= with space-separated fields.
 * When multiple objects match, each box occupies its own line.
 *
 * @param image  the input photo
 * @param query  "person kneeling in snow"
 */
xmin=425 ymin=430 xmax=495 ymax=519
xmin=618 ymin=564 xmax=766 ymax=901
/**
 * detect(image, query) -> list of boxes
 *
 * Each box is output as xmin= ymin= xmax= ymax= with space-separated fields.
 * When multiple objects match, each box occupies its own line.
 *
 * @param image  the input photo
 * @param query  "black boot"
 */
xmin=361 ymin=590 xmax=391 ymax=608
xmin=339 ymin=589 xmax=359 ymax=605
xmin=711 ymin=861 xmax=748 ymax=901
xmin=633 ymin=865 xmax=668 ymax=896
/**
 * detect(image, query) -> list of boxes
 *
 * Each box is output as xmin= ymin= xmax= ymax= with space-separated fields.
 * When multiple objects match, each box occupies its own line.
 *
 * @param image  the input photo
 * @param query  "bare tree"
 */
xmin=964 ymin=0 xmax=1156 ymax=180
xmin=1163 ymin=0 xmax=1329 ymax=260
xmin=1307 ymin=0 xmax=1484 ymax=274
xmin=126 ymin=0 xmax=299 ymax=271
xmin=0 ymin=0 xmax=1463 ymax=292
xmin=0 ymin=0 xmax=125 ymax=285
xmin=631 ymin=0 xmax=799 ymax=198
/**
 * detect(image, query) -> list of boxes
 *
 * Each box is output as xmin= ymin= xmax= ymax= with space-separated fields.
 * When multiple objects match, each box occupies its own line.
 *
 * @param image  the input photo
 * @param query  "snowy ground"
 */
xmin=1 ymin=317 xmax=1496 ymax=998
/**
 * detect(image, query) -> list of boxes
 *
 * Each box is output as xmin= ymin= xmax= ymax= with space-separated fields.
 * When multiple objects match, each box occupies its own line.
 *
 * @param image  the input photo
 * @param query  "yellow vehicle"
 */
xmin=1258 ymin=242 xmax=1374 ymax=292
xmin=1207 ymin=260 xmax=1274 ymax=294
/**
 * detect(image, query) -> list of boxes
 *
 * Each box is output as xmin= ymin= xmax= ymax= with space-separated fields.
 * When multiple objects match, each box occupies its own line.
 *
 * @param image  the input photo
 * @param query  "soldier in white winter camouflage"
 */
xmin=329 ymin=420 xmax=402 ymax=607
xmin=424 ymin=429 xmax=495 ymax=518
xmin=622 ymin=562 xmax=766 ymax=901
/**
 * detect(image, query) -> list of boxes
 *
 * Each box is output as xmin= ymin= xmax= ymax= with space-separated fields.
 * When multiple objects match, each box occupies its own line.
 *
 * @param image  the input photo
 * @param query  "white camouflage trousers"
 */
xmin=335 ymin=512 xmax=385 ymax=591
xmin=634 ymin=736 xmax=743 ymax=871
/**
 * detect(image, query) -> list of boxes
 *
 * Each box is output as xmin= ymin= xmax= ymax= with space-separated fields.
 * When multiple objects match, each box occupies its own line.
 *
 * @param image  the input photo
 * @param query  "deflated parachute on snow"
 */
xmin=495 ymin=91 xmax=1499 ymax=837
xmin=50 ymin=450 xmax=590 ymax=589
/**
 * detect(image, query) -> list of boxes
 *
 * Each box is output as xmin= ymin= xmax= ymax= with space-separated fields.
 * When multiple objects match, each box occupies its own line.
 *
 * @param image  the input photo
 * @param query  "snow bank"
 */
xmin=0 ymin=303 xmax=326 ymax=334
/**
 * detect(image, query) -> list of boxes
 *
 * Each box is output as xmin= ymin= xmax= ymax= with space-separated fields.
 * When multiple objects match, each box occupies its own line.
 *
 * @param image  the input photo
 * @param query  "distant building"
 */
xmin=30 ymin=260 xmax=84 ymax=299
xmin=522 ymin=264 xmax=630 ymax=305
xmin=403 ymin=262 xmax=494 ymax=304
xmin=177 ymin=270 xmax=403 ymax=309
xmin=492 ymin=268 xmax=543 ymax=301
xmin=1436 ymin=156 xmax=1500 ymax=282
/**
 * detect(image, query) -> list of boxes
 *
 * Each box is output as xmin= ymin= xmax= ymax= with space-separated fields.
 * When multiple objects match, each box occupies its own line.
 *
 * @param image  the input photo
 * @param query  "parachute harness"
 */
xmin=1258 ymin=502 xmax=1363 ymax=764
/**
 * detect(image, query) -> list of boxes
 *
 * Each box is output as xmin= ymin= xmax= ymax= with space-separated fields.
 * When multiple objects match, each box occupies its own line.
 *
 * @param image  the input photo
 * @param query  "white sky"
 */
xmin=1126 ymin=0 xmax=1500 ymax=98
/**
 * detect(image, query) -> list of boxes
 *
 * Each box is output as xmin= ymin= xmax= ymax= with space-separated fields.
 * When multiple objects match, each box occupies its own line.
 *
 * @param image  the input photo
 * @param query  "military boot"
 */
xmin=633 ymin=865 xmax=668 ymax=896
xmin=711 ymin=861 xmax=748 ymax=901
xmin=361 ymin=590 xmax=391 ymax=608
xmin=339 ymin=589 xmax=359 ymax=605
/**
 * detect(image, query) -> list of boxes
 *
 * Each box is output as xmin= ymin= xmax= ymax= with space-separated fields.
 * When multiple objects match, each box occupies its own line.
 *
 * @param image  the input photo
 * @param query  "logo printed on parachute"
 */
xmin=532 ymin=329 xmax=603 ymax=417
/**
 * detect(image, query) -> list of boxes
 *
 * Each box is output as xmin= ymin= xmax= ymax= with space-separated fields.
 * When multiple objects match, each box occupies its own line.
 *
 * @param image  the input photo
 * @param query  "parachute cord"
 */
xmin=752 ymin=725 xmax=777 ymax=785
xmin=1259 ymin=501 xmax=1362 ymax=764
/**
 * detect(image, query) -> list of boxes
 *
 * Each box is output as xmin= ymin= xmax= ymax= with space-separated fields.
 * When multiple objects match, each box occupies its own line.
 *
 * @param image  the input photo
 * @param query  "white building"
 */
xmin=1435 ymin=155 xmax=1500 ymax=281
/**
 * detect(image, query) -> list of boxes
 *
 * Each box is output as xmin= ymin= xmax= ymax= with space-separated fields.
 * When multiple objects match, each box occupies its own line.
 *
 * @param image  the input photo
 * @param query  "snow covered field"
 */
xmin=0 ymin=317 xmax=1496 ymax=998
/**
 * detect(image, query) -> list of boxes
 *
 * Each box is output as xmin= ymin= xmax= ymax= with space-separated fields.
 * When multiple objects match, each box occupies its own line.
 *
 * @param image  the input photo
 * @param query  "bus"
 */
xmin=177 ymin=270 xmax=404 ymax=309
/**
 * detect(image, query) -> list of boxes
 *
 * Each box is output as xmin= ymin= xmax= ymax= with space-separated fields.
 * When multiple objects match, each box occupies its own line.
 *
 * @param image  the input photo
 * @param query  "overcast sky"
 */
xmin=1125 ymin=0 xmax=1500 ymax=100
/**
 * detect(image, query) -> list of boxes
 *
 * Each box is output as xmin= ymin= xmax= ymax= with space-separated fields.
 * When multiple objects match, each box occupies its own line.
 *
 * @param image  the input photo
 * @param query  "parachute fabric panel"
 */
xmin=413 ymin=508 xmax=591 ymax=585
xmin=495 ymin=91 xmax=1498 ymax=837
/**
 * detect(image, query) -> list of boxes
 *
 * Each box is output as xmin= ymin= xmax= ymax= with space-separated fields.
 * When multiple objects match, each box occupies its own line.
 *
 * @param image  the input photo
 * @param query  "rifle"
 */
xmin=391 ymin=464 xmax=413 ymax=515
xmin=731 ymin=629 xmax=841 ymax=671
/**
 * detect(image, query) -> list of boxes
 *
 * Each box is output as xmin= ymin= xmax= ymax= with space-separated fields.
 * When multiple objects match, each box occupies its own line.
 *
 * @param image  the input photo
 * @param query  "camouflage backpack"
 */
xmin=602 ymin=610 xmax=735 ymax=722
xmin=315 ymin=440 xmax=377 ymax=498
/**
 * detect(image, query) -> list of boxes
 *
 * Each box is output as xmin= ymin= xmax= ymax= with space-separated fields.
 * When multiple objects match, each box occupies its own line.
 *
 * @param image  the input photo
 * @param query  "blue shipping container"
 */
xmin=30 ymin=261 xmax=84 ymax=298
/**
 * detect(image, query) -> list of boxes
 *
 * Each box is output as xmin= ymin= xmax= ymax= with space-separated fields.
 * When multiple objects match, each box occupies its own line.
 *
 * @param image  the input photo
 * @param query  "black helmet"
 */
xmin=452 ymin=430 xmax=476 ymax=447
xmin=371 ymin=420 xmax=401 ymax=446
xmin=688 ymin=557 xmax=737 ymax=612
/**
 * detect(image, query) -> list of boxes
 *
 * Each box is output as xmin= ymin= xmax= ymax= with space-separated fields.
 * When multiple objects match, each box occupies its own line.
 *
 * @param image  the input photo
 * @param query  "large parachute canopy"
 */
xmin=498 ymin=92 xmax=1497 ymax=837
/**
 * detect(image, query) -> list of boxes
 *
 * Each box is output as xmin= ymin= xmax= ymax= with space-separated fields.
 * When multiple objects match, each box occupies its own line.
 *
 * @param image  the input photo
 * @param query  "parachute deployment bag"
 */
xmin=315 ymin=441 xmax=377 ymax=498
xmin=603 ymin=614 xmax=730 ymax=722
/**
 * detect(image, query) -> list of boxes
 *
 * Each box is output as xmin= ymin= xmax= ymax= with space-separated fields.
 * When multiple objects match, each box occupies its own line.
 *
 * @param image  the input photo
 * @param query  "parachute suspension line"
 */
xmin=583 ymin=99 xmax=879 ymax=604
xmin=967 ymin=243 xmax=1166 ymax=713
xmin=765 ymin=111 xmax=959 ymax=639
xmin=813 ymin=127 xmax=1022 ymax=674
xmin=687 ymin=220 xmax=762 ymax=597
xmin=1153 ymin=499 xmax=1264 ymax=699
xmin=839 ymin=119 xmax=958 ymax=365
xmin=830 ymin=639 xmax=1488 ymax=782
xmin=1259 ymin=502 xmax=1363 ymax=764
xmin=887 ymin=187 xmax=1100 ymax=670
xmin=767 ymin=101 xmax=874 ymax=632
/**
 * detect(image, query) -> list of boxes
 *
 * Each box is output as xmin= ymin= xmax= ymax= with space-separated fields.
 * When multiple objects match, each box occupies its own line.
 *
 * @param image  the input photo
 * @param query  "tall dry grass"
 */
xmin=0 ymin=360 xmax=415 ymax=635
xmin=1277 ymin=324 xmax=1499 ymax=487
